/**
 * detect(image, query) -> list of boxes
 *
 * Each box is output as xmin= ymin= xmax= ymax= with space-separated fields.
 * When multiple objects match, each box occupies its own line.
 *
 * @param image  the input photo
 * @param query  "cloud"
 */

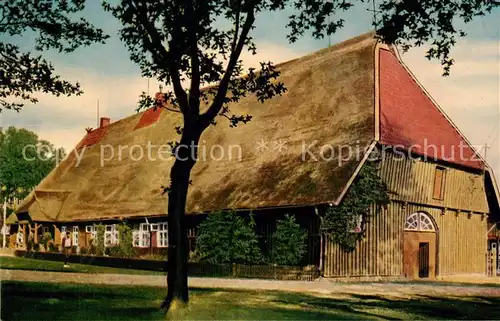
xmin=1 ymin=37 xmax=498 ymax=178
xmin=0 ymin=41 xmax=303 ymax=151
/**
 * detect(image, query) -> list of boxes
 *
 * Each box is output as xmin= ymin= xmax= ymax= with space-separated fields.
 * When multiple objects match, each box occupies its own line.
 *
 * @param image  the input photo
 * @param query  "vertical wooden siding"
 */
xmin=379 ymin=152 xmax=488 ymax=213
xmin=323 ymin=202 xmax=487 ymax=277
xmin=323 ymin=203 xmax=404 ymax=277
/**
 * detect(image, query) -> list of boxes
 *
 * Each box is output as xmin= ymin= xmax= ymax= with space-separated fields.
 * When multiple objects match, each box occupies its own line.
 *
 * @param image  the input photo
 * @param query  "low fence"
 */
xmin=13 ymin=251 xmax=320 ymax=281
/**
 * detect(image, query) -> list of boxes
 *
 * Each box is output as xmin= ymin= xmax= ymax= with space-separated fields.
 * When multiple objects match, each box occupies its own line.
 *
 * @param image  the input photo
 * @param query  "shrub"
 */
xmin=116 ymin=222 xmax=134 ymax=258
xmin=96 ymin=224 xmax=105 ymax=256
xmin=271 ymin=214 xmax=307 ymax=266
xmin=196 ymin=211 xmax=262 ymax=264
xmin=105 ymin=245 xmax=122 ymax=257
xmin=71 ymin=245 xmax=78 ymax=254
xmin=79 ymin=247 xmax=89 ymax=255
xmin=41 ymin=232 xmax=52 ymax=251
xmin=33 ymin=242 xmax=40 ymax=252
xmin=88 ymin=242 xmax=97 ymax=255
xmin=47 ymin=240 xmax=58 ymax=253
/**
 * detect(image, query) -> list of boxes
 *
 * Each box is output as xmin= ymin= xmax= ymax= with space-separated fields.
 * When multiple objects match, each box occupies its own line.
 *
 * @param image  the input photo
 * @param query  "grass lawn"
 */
xmin=0 ymin=256 xmax=162 ymax=275
xmin=2 ymin=281 xmax=500 ymax=320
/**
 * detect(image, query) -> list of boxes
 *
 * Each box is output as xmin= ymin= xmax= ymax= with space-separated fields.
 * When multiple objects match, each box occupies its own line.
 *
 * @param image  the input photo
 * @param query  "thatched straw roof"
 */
xmin=15 ymin=33 xmax=378 ymax=222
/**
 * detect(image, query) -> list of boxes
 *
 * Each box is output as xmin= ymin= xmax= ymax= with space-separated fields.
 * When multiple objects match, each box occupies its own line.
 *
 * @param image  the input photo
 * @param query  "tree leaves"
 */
xmin=0 ymin=126 xmax=66 ymax=202
xmin=0 ymin=0 xmax=109 ymax=112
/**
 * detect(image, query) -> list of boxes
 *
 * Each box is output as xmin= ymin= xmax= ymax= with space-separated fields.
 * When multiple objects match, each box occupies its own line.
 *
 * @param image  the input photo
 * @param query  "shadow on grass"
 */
xmin=268 ymin=291 xmax=500 ymax=320
xmin=3 ymin=282 xmax=500 ymax=320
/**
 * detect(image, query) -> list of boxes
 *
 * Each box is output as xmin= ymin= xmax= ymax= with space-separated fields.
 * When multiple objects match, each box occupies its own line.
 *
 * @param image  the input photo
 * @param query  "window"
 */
xmin=16 ymin=231 xmax=24 ymax=245
xmin=132 ymin=223 xmax=150 ymax=248
xmin=104 ymin=224 xmax=119 ymax=247
xmin=72 ymin=226 xmax=79 ymax=246
xmin=86 ymin=225 xmax=97 ymax=240
xmin=404 ymin=212 xmax=436 ymax=232
xmin=150 ymin=224 xmax=158 ymax=231
xmin=157 ymin=222 xmax=168 ymax=247
xmin=349 ymin=215 xmax=363 ymax=233
xmin=60 ymin=226 xmax=67 ymax=242
xmin=41 ymin=226 xmax=49 ymax=234
xmin=433 ymin=167 xmax=446 ymax=200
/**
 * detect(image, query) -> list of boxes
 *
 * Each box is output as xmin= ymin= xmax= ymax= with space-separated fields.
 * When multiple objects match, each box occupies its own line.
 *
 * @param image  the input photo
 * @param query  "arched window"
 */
xmin=404 ymin=212 xmax=436 ymax=232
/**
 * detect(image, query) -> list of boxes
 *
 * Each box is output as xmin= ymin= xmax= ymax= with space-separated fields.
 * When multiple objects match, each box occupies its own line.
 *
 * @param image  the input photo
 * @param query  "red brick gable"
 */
xmin=379 ymin=48 xmax=483 ymax=170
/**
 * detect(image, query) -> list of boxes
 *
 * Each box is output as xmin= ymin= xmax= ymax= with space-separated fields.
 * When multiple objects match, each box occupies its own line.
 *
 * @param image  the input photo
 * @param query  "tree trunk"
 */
xmin=161 ymin=130 xmax=199 ymax=311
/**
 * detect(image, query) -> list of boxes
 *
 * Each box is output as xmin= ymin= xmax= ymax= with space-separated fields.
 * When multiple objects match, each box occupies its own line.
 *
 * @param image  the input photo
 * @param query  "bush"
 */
xmin=47 ymin=240 xmax=58 ymax=253
xmin=96 ymin=224 xmax=105 ymax=256
xmin=79 ymin=247 xmax=89 ymax=255
xmin=88 ymin=242 xmax=97 ymax=255
xmin=33 ymin=242 xmax=40 ymax=252
xmin=71 ymin=245 xmax=78 ymax=254
xmin=271 ymin=214 xmax=307 ymax=266
xmin=41 ymin=232 xmax=52 ymax=251
xmin=105 ymin=245 xmax=122 ymax=257
xmin=116 ymin=222 xmax=134 ymax=258
xmin=196 ymin=211 xmax=262 ymax=264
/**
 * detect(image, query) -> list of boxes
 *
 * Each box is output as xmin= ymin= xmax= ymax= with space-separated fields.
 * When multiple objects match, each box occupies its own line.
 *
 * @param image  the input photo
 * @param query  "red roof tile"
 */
xmin=80 ymin=127 xmax=108 ymax=147
xmin=379 ymin=49 xmax=483 ymax=170
xmin=134 ymin=107 xmax=163 ymax=130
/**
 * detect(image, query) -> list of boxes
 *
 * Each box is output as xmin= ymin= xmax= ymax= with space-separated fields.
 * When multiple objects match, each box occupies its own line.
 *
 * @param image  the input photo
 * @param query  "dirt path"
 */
xmin=2 ymin=269 xmax=499 ymax=298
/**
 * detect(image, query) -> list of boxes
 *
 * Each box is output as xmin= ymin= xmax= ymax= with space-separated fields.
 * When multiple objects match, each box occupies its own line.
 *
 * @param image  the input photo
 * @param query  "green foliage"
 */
xmin=271 ymin=215 xmax=307 ymax=266
xmin=0 ymin=127 xmax=65 ymax=202
xmin=196 ymin=211 xmax=262 ymax=264
xmin=116 ymin=222 xmax=134 ymax=258
xmin=33 ymin=242 xmax=40 ymax=252
xmin=88 ymin=242 xmax=97 ymax=256
xmin=96 ymin=224 xmax=105 ymax=256
xmin=47 ymin=240 xmax=58 ymax=253
xmin=40 ymin=232 xmax=52 ymax=251
xmin=79 ymin=247 xmax=89 ymax=255
xmin=0 ymin=1 xmax=108 ymax=112
xmin=105 ymin=245 xmax=122 ymax=257
xmin=323 ymin=160 xmax=389 ymax=252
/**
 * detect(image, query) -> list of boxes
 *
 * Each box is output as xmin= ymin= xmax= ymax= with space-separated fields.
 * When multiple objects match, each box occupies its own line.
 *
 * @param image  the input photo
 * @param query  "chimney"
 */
xmin=100 ymin=117 xmax=110 ymax=128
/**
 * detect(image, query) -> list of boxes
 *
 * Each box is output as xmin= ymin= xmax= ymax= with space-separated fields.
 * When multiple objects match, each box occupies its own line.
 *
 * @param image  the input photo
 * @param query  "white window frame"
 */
xmin=349 ymin=214 xmax=363 ymax=233
xmin=133 ymin=223 xmax=150 ymax=248
xmin=16 ymin=231 xmax=24 ymax=245
xmin=404 ymin=212 xmax=436 ymax=232
xmin=104 ymin=224 xmax=119 ymax=247
xmin=157 ymin=222 xmax=168 ymax=247
xmin=150 ymin=224 xmax=158 ymax=231
xmin=60 ymin=226 xmax=67 ymax=243
xmin=72 ymin=226 xmax=79 ymax=246
xmin=85 ymin=225 xmax=97 ymax=240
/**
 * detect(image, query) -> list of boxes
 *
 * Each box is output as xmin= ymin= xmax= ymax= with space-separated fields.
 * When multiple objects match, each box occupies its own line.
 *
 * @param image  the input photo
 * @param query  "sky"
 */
xmin=1 ymin=2 xmax=499 ymax=178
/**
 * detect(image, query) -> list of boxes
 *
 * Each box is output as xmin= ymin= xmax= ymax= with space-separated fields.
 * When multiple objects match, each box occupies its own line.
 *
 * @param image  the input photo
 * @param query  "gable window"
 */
xmin=404 ymin=212 xmax=436 ymax=232
xmin=433 ymin=167 xmax=446 ymax=200
xmin=157 ymin=223 xmax=168 ymax=247
xmin=104 ymin=224 xmax=119 ymax=247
